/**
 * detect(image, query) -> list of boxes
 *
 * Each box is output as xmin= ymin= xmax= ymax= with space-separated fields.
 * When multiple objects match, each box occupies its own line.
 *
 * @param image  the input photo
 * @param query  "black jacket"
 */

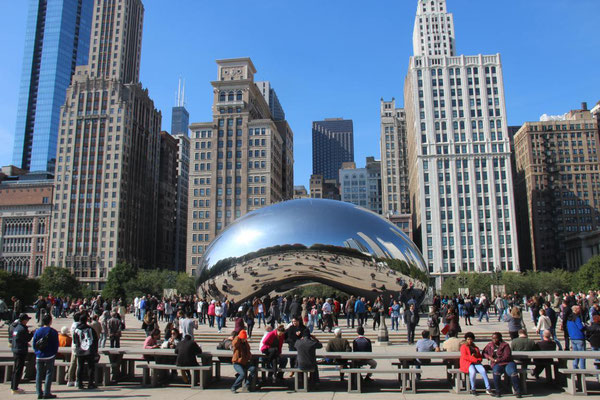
xmin=586 ymin=322 xmax=600 ymax=348
xmin=175 ymin=338 xmax=202 ymax=366
xmin=295 ymin=337 xmax=322 ymax=370
xmin=11 ymin=322 xmax=32 ymax=355
xmin=289 ymin=301 xmax=300 ymax=318
xmin=404 ymin=309 xmax=420 ymax=327
xmin=285 ymin=324 xmax=309 ymax=351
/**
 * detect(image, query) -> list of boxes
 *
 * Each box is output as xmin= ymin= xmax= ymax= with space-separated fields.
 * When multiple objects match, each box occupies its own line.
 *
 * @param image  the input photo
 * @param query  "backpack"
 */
xmin=76 ymin=326 xmax=94 ymax=355
xmin=35 ymin=332 xmax=50 ymax=351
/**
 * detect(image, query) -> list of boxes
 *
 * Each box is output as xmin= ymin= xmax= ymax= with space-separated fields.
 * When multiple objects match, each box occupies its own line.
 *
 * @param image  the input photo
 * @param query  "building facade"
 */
xmin=513 ymin=105 xmax=600 ymax=271
xmin=156 ymin=132 xmax=178 ymax=269
xmin=310 ymin=174 xmax=340 ymax=200
xmin=173 ymin=133 xmax=189 ymax=272
xmin=312 ymin=118 xmax=354 ymax=182
xmin=256 ymin=81 xmax=285 ymax=121
xmin=405 ymin=0 xmax=519 ymax=286
xmin=339 ymin=157 xmax=382 ymax=214
xmin=186 ymin=58 xmax=294 ymax=276
xmin=0 ymin=173 xmax=54 ymax=278
xmin=13 ymin=0 xmax=93 ymax=172
xmin=293 ymin=185 xmax=309 ymax=199
xmin=49 ymin=0 xmax=162 ymax=289
xmin=380 ymin=99 xmax=410 ymax=215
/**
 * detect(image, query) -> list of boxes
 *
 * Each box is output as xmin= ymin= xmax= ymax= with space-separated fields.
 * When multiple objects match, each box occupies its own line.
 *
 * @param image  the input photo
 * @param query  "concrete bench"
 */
xmin=560 ymin=368 xmax=600 ymax=396
xmin=281 ymin=368 xmax=314 ymax=392
xmin=137 ymin=364 xmax=211 ymax=389
xmin=344 ymin=367 xmax=420 ymax=393
xmin=449 ymin=367 xmax=529 ymax=395
xmin=0 ymin=361 xmax=13 ymax=383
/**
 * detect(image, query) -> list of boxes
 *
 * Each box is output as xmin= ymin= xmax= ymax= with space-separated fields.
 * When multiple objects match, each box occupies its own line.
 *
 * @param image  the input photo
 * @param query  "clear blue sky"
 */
xmin=0 ymin=0 xmax=598 ymax=188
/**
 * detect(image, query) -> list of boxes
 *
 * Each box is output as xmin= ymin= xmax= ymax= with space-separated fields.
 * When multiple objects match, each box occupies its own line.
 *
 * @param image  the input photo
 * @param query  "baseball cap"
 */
xmin=19 ymin=313 xmax=31 ymax=321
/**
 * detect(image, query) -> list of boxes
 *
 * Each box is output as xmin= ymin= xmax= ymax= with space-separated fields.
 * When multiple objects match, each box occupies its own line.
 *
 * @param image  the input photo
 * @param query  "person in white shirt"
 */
xmin=180 ymin=313 xmax=198 ymax=338
xmin=535 ymin=309 xmax=552 ymax=341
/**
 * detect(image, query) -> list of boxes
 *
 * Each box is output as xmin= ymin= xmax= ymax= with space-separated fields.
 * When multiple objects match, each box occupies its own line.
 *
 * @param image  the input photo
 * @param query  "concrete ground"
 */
xmin=1 ymin=311 xmax=597 ymax=399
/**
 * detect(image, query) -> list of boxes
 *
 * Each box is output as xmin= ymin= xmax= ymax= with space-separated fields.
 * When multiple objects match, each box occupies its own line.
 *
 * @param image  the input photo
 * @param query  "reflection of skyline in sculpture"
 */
xmin=199 ymin=199 xmax=428 ymax=304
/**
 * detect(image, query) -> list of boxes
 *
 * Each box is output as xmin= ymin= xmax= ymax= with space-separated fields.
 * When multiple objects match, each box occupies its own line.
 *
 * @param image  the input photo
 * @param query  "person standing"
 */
xmin=10 ymin=313 xmax=33 ymax=394
xmin=543 ymin=303 xmax=562 ymax=350
xmin=354 ymin=297 xmax=366 ymax=327
xmin=73 ymin=314 xmax=99 ymax=389
xmin=428 ymin=306 xmax=441 ymax=345
xmin=567 ymin=305 xmax=587 ymax=369
xmin=33 ymin=314 xmax=59 ymax=399
xmin=321 ymin=299 xmax=333 ymax=333
xmin=535 ymin=310 xmax=552 ymax=341
xmin=345 ymin=296 xmax=356 ymax=328
xmin=495 ymin=296 xmax=505 ymax=322
xmin=390 ymin=300 xmax=401 ymax=332
xmin=404 ymin=303 xmax=419 ymax=344
xmin=108 ymin=312 xmax=122 ymax=348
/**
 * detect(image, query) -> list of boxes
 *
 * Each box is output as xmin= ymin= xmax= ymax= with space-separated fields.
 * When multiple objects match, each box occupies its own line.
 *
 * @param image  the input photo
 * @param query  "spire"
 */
xmin=176 ymin=77 xmax=186 ymax=107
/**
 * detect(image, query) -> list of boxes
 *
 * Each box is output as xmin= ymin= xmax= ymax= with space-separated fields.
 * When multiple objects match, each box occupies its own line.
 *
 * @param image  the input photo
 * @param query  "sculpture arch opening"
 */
xmin=197 ymin=199 xmax=429 ymax=306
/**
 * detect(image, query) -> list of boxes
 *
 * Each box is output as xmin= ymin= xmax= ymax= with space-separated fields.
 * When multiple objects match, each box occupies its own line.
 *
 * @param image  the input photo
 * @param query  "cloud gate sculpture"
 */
xmin=197 ymin=199 xmax=429 ymax=305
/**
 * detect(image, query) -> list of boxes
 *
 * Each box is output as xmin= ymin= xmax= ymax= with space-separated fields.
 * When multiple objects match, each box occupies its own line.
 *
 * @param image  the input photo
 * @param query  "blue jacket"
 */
xmin=566 ymin=316 xmax=585 ymax=340
xmin=32 ymin=326 xmax=59 ymax=359
xmin=354 ymin=299 xmax=366 ymax=314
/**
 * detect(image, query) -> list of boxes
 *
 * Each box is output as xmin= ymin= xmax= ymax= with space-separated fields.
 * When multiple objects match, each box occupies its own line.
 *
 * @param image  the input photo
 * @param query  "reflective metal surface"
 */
xmin=198 ymin=199 xmax=428 ymax=304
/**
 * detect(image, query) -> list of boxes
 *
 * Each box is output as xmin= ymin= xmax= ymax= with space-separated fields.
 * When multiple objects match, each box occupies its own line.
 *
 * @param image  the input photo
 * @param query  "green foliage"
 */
xmin=175 ymin=273 xmax=196 ymax=296
xmin=0 ymin=270 xmax=39 ymax=305
xmin=287 ymin=284 xmax=349 ymax=299
xmin=441 ymin=269 xmax=576 ymax=297
xmin=573 ymin=256 xmax=600 ymax=292
xmin=380 ymin=258 xmax=429 ymax=283
xmin=102 ymin=263 xmax=138 ymax=302
xmin=38 ymin=266 xmax=83 ymax=299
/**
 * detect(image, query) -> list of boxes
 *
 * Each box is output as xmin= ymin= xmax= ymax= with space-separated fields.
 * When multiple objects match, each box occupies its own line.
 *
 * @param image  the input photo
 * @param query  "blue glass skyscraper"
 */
xmin=312 ymin=118 xmax=354 ymax=182
xmin=12 ymin=0 xmax=92 ymax=172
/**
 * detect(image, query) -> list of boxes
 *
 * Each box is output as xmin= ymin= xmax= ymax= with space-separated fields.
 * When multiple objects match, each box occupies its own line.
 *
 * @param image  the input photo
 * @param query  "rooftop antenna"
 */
xmin=176 ymin=77 xmax=186 ymax=107
xmin=181 ymin=78 xmax=186 ymax=107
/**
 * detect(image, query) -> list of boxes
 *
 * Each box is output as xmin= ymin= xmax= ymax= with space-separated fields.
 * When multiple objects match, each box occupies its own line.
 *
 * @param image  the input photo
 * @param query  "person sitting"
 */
xmin=460 ymin=332 xmax=493 ymax=396
xmin=58 ymin=326 xmax=72 ymax=348
xmin=414 ymin=330 xmax=440 ymax=379
xmin=175 ymin=334 xmax=203 ymax=384
xmin=441 ymin=330 xmax=463 ymax=369
xmin=259 ymin=324 xmax=286 ymax=383
xmin=231 ymin=329 xmax=256 ymax=393
xmin=326 ymin=328 xmax=352 ymax=380
xmin=294 ymin=330 xmax=323 ymax=388
xmin=510 ymin=329 xmax=538 ymax=351
xmin=532 ymin=330 xmax=556 ymax=381
xmin=352 ymin=326 xmax=377 ymax=382
xmin=483 ymin=332 xmax=522 ymax=398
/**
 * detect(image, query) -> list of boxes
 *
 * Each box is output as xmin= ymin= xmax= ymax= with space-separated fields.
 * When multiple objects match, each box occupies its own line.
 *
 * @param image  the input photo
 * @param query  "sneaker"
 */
xmin=66 ymin=382 xmax=74 ymax=387
xmin=470 ymin=390 xmax=478 ymax=396
xmin=230 ymin=388 xmax=237 ymax=394
xmin=494 ymin=392 xmax=501 ymax=398
xmin=88 ymin=384 xmax=98 ymax=390
xmin=11 ymin=388 xmax=25 ymax=394
xmin=241 ymin=386 xmax=249 ymax=393
xmin=486 ymin=388 xmax=494 ymax=395
xmin=515 ymin=394 xmax=522 ymax=399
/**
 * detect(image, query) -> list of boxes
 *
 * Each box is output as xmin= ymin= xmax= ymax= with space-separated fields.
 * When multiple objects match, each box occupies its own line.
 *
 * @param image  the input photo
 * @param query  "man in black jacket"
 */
xmin=289 ymin=296 xmax=300 ymax=320
xmin=73 ymin=314 xmax=99 ymax=389
xmin=10 ymin=313 xmax=32 ymax=394
xmin=543 ymin=303 xmax=562 ymax=350
xmin=404 ymin=304 xmax=420 ymax=345
xmin=295 ymin=331 xmax=323 ymax=387
xmin=176 ymin=334 xmax=203 ymax=384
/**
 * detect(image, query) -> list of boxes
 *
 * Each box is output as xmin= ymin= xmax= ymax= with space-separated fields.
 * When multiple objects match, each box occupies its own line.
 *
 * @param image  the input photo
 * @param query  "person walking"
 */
xmin=10 ymin=313 xmax=33 ymax=394
xmin=33 ymin=314 xmax=59 ymax=399
xmin=535 ymin=309 xmax=552 ymax=341
xmin=404 ymin=303 xmax=419 ymax=345
xmin=73 ymin=314 xmax=99 ymax=389
xmin=460 ymin=332 xmax=493 ymax=396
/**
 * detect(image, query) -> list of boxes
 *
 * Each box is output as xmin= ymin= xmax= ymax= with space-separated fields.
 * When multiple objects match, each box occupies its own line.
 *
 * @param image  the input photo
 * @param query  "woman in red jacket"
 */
xmin=460 ymin=332 xmax=492 ymax=396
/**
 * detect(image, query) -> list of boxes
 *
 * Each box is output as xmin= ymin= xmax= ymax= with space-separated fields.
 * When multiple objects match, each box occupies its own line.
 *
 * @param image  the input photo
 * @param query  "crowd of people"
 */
xmin=4 ymin=289 xmax=600 ymax=396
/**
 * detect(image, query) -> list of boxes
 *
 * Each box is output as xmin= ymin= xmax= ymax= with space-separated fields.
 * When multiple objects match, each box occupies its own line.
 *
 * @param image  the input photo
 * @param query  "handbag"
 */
xmin=441 ymin=324 xmax=450 ymax=335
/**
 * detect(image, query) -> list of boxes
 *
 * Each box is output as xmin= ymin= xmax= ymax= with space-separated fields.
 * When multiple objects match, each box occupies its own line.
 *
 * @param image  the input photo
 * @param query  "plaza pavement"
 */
xmin=0 ymin=311 xmax=595 ymax=399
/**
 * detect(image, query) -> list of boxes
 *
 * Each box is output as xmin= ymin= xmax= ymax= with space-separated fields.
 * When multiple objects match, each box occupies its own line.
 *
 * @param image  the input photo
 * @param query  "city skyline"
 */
xmin=0 ymin=1 xmax=598 ymax=188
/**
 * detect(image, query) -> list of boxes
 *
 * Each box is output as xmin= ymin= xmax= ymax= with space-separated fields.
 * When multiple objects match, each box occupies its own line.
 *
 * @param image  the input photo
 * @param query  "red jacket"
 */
xmin=459 ymin=344 xmax=483 ymax=373
xmin=260 ymin=330 xmax=283 ymax=354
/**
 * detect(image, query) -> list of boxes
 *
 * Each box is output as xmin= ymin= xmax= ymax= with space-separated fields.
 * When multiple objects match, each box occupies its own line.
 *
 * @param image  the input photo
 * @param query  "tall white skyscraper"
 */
xmin=405 ymin=0 xmax=519 ymax=287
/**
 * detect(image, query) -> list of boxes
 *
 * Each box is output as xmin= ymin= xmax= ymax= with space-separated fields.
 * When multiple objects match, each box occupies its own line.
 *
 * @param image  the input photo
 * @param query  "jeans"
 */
xmin=493 ymin=362 xmax=520 ymax=395
xmin=391 ymin=316 xmax=399 ymax=331
xmin=232 ymin=363 xmax=257 ymax=390
xmin=571 ymin=339 xmax=586 ymax=369
xmin=478 ymin=310 xmax=489 ymax=322
xmin=257 ymin=312 xmax=265 ymax=327
xmin=307 ymin=314 xmax=315 ymax=333
xmin=216 ymin=315 xmax=223 ymax=331
xmin=11 ymin=353 xmax=27 ymax=390
xmin=407 ymin=325 xmax=416 ymax=344
xmin=469 ymin=364 xmax=490 ymax=390
xmin=36 ymin=358 xmax=55 ymax=397
xmin=497 ymin=308 xmax=505 ymax=321
xmin=346 ymin=311 xmax=355 ymax=328
xmin=550 ymin=328 xmax=563 ymax=350
xmin=357 ymin=312 xmax=366 ymax=327
xmin=458 ymin=304 xmax=464 ymax=317
xmin=208 ymin=315 xmax=215 ymax=327
xmin=99 ymin=332 xmax=107 ymax=348
xmin=140 ymin=308 xmax=146 ymax=322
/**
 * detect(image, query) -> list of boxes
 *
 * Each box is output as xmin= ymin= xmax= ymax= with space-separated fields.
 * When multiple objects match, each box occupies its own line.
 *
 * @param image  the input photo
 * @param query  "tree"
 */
xmin=38 ymin=266 xmax=83 ymax=299
xmin=573 ymin=256 xmax=600 ymax=292
xmin=0 ymin=270 xmax=39 ymax=306
xmin=175 ymin=273 xmax=196 ymax=296
xmin=102 ymin=263 xmax=137 ymax=302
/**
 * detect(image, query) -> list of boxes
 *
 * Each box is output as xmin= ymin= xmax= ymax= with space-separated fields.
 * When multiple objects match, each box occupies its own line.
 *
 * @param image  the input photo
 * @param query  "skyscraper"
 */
xmin=312 ymin=118 xmax=354 ymax=182
xmin=339 ymin=157 xmax=382 ymax=214
xmin=514 ymin=104 xmax=600 ymax=271
xmin=380 ymin=99 xmax=410 ymax=215
xmin=49 ymin=0 xmax=162 ymax=289
xmin=156 ymin=131 xmax=178 ymax=269
xmin=405 ymin=0 xmax=519 ymax=287
xmin=171 ymin=79 xmax=190 ymax=136
xmin=13 ymin=0 xmax=93 ymax=172
xmin=186 ymin=58 xmax=294 ymax=275
xmin=256 ymin=81 xmax=285 ymax=121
